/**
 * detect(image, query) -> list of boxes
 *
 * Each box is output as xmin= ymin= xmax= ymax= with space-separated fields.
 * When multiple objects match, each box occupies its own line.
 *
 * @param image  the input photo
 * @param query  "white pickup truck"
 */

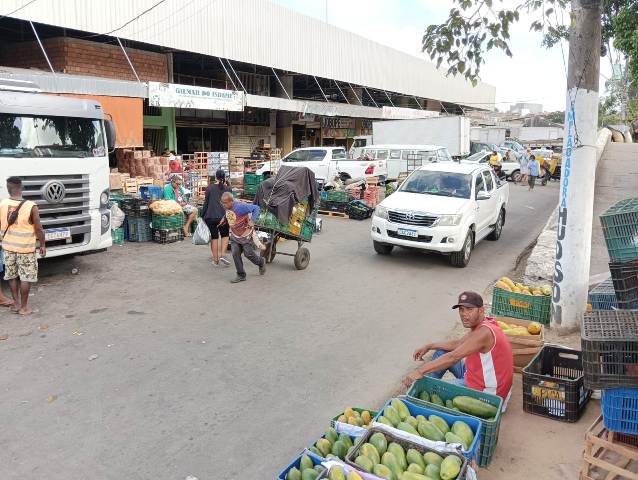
xmin=256 ymin=147 xmax=387 ymax=182
xmin=371 ymin=163 xmax=509 ymax=267
xmin=461 ymin=151 xmax=521 ymax=182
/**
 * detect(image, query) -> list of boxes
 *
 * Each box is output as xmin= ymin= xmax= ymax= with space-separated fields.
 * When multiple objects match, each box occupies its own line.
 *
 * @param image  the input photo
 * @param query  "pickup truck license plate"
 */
xmin=45 ymin=227 xmax=71 ymax=241
xmin=397 ymin=228 xmax=418 ymax=238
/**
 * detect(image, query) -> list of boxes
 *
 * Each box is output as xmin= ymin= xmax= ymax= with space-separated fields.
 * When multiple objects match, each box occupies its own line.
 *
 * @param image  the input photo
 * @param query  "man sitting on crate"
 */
xmin=163 ymin=174 xmax=197 ymax=237
xmin=403 ymin=291 xmax=513 ymax=406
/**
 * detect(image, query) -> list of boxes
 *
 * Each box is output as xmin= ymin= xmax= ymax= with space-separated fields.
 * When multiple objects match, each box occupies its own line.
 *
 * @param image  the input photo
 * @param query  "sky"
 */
xmin=271 ymin=0 xmax=612 ymax=112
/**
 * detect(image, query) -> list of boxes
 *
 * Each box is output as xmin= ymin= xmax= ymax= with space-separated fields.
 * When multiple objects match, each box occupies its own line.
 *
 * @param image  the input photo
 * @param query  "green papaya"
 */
xmin=326 ymin=454 xmax=338 ymax=460
xmin=381 ymin=452 xmax=403 ymax=480
xmin=384 ymin=406 xmax=401 ymax=426
xmin=397 ymin=421 xmax=420 ymax=436
xmin=423 ymin=451 xmax=444 ymax=466
xmin=401 ymin=472 xmax=430 ymax=480
xmin=451 ymin=421 xmax=474 ymax=448
xmin=300 ymin=454 xmax=314 ymax=472
xmin=372 ymin=464 xmax=395 ymax=480
xmin=369 ymin=432 xmax=388 ymax=456
xmin=355 ymin=455 xmax=374 ymax=473
xmin=406 ymin=448 xmax=426 ymax=470
xmin=328 ymin=466 xmax=346 ymax=480
xmin=331 ymin=440 xmax=348 ymax=459
xmin=445 ymin=400 xmax=455 ymax=409
xmin=417 ymin=420 xmax=445 ymax=442
xmin=286 ymin=466 xmax=301 ymax=480
xmin=428 ymin=415 xmax=450 ymax=434
xmin=416 ymin=414 xmax=426 ymax=423
xmin=439 ymin=455 xmax=462 ymax=480
xmin=325 ymin=427 xmax=338 ymax=444
xmin=314 ymin=465 xmax=325 ymax=473
xmin=308 ymin=446 xmax=321 ymax=457
xmin=361 ymin=443 xmax=381 ymax=465
xmin=419 ymin=390 xmax=430 ymax=402
xmin=430 ymin=393 xmax=444 ymax=406
xmin=452 ymin=395 xmax=497 ymax=419
xmin=391 ymin=398 xmax=410 ymax=421
xmin=339 ymin=433 xmax=353 ymax=450
xmin=406 ymin=415 xmax=419 ymax=428
xmin=425 ymin=463 xmax=442 ymax=480
xmin=377 ymin=415 xmax=394 ymax=427
xmin=406 ymin=463 xmax=424 ymax=474
xmin=387 ymin=443 xmax=407 ymax=470
xmin=445 ymin=432 xmax=468 ymax=450
xmin=316 ymin=438 xmax=332 ymax=457
xmin=301 ymin=469 xmax=319 ymax=480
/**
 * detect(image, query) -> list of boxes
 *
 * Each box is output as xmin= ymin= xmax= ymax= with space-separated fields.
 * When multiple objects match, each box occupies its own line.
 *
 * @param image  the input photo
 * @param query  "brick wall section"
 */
xmin=0 ymin=37 xmax=168 ymax=82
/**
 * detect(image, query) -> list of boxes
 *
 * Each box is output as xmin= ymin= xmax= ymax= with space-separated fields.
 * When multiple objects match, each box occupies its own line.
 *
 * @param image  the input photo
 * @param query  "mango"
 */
xmin=301 ymin=469 xmax=319 ymax=480
xmin=418 ymin=390 xmax=430 ymax=402
xmin=316 ymin=438 xmax=332 ymax=457
xmin=391 ymin=398 xmax=410 ymax=421
xmin=325 ymin=427 xmax=338 ymax=444
xmin=300 ymin=454 xmax=314 ymax=472
xmin=387 ymin=443 xmax=407 ymax=470
xmin=354 ymin=455 xmax=374 ymax=473
xmin=369 ymin=432 xmax=388 ymax=456
xmin=286 ymin=466 xmax=301 ymax=480
xmin=377 ymin=415 xmax=394 ymax=427
xmin=440 ymin=455 xmax=462 ymax=480
xmin=425 ymin=463 xmax=442 ymax=480
xmin=406 ymin=463 xmax=424 ymax=474
xmin=428 ymin=415 xmax=450 ymax=434
xmin=430 ymin=394 xmax=444 ymax=406
xmin=423 ymin=451 xmax=444 ymax=466
xmin=331 ymin=440 xmax=348 ymax=459
xmin=347 ymin=472 xmax=363 ymax=480
xmin=384 ymin=406 xmax=401 ymax=426
xmin=372 ymin=464 xmax=395 ymax=480
xmin=328 ymin=467 xmax=346 ymax=480
xmin=397 ymin=421 xmax=419 ymax=436
xmin=361 ymin=443 xmax=381 ymax=465
xmin=406 ymin=448 xmax=426 ymax=470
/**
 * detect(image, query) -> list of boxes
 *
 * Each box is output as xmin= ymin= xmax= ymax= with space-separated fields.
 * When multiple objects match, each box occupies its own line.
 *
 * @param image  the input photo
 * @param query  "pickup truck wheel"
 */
xmin=487 ymin=209 xmax=505 ymax=241
xmin=373 ymin=241 xmax=393 ymax=255
xmin=510 ymin=169 xmax=521 ymax=182
xmin=450 ymin=232 xmax=473 ymax=268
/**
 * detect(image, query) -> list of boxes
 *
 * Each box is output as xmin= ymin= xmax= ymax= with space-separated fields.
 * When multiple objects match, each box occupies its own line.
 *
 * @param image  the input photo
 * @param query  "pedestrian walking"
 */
xmin=201 ymin=169 xmax=231 ymax=267
xmin=518 ymin=148 xmax=530 ymax=185
xmin=0 ymin=176 xmax=46 ymax=315
xmin=0 ymin=246 xmax=14 ymax=308
xmin=528 ymin=155 xmax=540 ymax=191
xmin=220 ymin=192 xmax=265 ymax=284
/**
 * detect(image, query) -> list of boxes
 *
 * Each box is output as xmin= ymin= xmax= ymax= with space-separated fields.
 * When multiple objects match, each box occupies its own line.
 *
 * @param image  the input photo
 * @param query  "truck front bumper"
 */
xmin=370 ymin=216 xmax=464 ymax=253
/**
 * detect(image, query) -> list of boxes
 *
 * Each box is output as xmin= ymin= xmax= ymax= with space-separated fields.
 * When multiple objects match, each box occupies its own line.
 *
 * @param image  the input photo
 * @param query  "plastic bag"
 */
xmin=110 ymin=204 xmax=125 ymax=229
xmin=192 ymin=218 xmax=210 ymax=245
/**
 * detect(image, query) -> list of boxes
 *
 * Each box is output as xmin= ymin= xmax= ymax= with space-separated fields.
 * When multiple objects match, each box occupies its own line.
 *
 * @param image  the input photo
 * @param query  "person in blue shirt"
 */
xmin=219 ymin=192 xmax=265 ymax=283
xmin=527 ymin=155 xmax=540 ymax=191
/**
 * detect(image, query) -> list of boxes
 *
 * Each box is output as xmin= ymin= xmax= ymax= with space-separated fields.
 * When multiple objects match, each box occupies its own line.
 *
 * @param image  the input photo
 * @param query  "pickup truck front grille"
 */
xmin=388 ymin=210 xmax=437 ymax=227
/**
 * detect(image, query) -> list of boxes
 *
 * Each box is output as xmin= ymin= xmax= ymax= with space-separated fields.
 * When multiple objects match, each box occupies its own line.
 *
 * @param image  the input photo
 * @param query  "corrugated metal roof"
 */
xmin=5 ymin=0 xmax=495 ymax=110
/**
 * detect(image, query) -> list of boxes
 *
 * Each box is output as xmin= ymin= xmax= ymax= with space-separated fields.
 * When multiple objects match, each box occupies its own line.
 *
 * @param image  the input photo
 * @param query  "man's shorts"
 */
xmin=182 ymin=204 xmax=195 ymax=216
xmin=3 ymin=251 xmax=38 ymax=283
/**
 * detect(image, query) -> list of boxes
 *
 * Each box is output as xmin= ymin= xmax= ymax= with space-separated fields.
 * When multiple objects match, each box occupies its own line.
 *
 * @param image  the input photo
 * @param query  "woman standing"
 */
xmin=202 ymin=169 xmax=231 ymax=267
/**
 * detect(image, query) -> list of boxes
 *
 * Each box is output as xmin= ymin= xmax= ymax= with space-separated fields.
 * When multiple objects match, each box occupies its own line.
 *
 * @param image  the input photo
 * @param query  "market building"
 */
xmin=0 ymin=0 xmax=495 ymax=160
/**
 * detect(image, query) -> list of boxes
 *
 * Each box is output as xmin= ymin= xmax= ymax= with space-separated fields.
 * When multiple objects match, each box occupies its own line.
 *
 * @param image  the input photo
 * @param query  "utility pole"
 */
xmin=551 ymin=0 xmax=601 ymax=331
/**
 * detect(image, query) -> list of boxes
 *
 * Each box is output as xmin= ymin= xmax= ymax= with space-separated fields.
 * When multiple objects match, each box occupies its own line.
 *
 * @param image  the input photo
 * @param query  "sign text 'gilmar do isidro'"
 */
xmin=148 ymin=82 xmax=245 ymax=111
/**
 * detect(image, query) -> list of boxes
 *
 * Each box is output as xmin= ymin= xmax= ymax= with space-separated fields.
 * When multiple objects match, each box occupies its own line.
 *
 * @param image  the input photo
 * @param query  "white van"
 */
xmin=361 ymin=144 xmax=452 ymax=181
xmin=349 ymin=135 xmax=373 ymax=159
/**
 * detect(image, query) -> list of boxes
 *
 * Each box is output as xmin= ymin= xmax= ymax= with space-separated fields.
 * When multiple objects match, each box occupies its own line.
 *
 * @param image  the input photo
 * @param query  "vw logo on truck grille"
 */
xmin=43 ymin=181 xmax=66 ymax=203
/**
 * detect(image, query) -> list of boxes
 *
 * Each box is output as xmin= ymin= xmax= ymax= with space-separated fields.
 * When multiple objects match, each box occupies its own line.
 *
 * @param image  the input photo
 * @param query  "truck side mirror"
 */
xmin=105 ymin=119 xmax=116 ymax=151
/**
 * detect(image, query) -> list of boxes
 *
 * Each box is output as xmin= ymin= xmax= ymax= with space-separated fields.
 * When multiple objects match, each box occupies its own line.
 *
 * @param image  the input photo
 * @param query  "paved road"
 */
xmin=0 ymin=181 xmax=558 ymax=480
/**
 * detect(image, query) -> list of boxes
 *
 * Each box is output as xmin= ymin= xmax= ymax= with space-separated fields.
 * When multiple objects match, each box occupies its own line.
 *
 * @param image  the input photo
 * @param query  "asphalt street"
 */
xmin=0 ymin=180 xmax=559 ymax=480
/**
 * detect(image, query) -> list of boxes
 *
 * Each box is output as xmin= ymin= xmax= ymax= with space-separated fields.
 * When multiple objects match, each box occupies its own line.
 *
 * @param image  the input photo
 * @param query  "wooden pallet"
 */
xmin=581 ymin=415 xmax=638 ymax=480
xmin=318 ymin=210 xmax=348 ymax=218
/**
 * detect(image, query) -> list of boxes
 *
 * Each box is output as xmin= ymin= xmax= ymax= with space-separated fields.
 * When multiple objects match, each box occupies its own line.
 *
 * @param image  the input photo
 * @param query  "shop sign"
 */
xmin=322 ymin=128 xmax=355 ymax=139
xmin=361 ymin=119 xmax=373 ymax=130
xmin=321 ymin=117 xmax=355 ymax=129
xmin=297 ymin=113 xmax=316 ymax=122
xmin=148 ymin=82 xmax=244 ymax=111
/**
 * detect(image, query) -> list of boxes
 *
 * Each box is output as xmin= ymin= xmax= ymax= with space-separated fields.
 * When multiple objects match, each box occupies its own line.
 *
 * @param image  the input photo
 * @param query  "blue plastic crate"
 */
xmin=277 ymin=449 xmax=324 ymax=480
xmin=374 ymin=398 xmax=482 ymax=464
xmin=602 ymin=388 xmax=638 ymax=436
xmin=588 ymin=277 xmax=618 ymax=310
xmin=139 ymin=185 xmax=162 ymax=201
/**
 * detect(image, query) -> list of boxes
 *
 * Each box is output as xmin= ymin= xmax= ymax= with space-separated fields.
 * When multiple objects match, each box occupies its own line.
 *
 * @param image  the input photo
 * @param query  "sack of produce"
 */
xmin=150 ymin=199 xmax=183 ymax=216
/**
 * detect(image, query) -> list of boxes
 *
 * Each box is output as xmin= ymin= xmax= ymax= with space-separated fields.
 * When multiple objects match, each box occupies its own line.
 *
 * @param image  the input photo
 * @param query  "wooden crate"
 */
xmin=493 ymin=316 xmax=545 ymax=373
xmin=581 ymin=415 xmax=638 ymax=480
xmin=124 ymin=179 xmax=138 ymax=194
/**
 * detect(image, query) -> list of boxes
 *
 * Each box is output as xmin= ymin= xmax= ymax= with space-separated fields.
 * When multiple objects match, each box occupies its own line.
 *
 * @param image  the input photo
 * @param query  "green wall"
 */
xmin=143 ymin=107 xmax=176 ymax=152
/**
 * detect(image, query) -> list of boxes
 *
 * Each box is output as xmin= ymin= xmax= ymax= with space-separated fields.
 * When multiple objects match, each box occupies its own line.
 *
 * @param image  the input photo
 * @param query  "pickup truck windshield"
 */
xmin=0 ymin=114 xmax=105 ymax=158
xmin=284 ymin=149 xmax=327 ymax=162
xmin=400 ymin=170 xmax=471 ymax=199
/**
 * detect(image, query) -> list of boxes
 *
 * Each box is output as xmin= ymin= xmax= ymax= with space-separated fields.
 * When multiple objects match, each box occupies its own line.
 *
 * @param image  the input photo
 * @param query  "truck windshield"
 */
xmin=400 ymin=170 xmax=471 ymax=199
xmin=0 ymin=114 xmax=105 ymax=158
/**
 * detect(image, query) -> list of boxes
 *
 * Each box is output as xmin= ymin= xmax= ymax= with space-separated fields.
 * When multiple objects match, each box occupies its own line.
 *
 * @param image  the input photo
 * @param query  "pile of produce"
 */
xmin=494 ymin=277 xmax=551 ymax=296
xmin=308 ymin=427 xmax=356 ymax=460
xmin=496 ymin=319 xmax=542 ymax=336
xmin=350 ymin=431 xmax=464 ymax=480
xmin=376 ymin=399 xmax=475 ymax=451
xmin=336 ymin=408 xmax=373 ymax=428
xmin=324 ymin=467 xmax=363 ymax=480
xmin=149 ymin=200 xmax=182 ymax=216
xmin=417 ymin=392 xmax=497 ymax=421
xmin=284 ymin=454 xmax=326 ymax=480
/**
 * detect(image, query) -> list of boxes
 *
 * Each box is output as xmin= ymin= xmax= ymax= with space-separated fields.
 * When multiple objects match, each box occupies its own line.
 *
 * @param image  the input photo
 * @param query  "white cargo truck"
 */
xmin=371 ymin=116 xmax=471 ymax=158
xmin=470 ymin=126 xmax=507 ymax=146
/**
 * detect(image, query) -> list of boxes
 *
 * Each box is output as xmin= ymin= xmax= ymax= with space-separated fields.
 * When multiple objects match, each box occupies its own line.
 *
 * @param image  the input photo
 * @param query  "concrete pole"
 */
xmin=551 ymin=0 xmax=601 ymax=331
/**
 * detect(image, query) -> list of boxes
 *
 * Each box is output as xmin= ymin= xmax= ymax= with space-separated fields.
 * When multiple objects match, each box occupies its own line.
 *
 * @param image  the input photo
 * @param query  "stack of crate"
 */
xmin=115 ymin=149 xmax=169 ymax=184
xmin=243 ymin=173 xmax=264 ymax=199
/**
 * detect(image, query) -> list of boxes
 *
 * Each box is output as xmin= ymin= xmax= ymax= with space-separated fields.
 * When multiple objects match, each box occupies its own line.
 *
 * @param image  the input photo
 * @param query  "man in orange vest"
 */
xmin=0 ymin=177 xmax=46 ymax=315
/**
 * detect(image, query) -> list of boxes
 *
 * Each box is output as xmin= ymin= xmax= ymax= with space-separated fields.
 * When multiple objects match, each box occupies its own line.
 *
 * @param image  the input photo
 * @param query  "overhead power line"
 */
xmin=0 ymin=0 xmax=38 ymax=20
xmin=86 ymin=0 xmax=167 ymax=38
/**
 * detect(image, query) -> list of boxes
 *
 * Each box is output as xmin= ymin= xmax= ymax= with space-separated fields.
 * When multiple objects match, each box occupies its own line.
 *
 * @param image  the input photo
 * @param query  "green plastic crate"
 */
xmin=151 ymin=213 xmax=184 ymax=230
xmin=326 ymin=190 xmax=349 ymax=203
xmin=244 ymin=173 xmax=265 ymax=185
xmin=243 ymin=183 xmax=259 ymax=195
xmin=330 ymin=408 xmax=379 ymax=428
xmin=600 ymin=198 xmax=638 ymax=263
xmin=111 ymin=227 xmax=124 ymax=245
xmin=491 ymin=287 xmax=551 ymax=325
xmin=405 ymin=377 xmax=503 ymax=467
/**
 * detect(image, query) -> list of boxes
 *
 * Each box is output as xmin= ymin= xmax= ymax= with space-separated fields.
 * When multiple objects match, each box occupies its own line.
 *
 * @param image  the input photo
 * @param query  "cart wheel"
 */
xmin=263 ymin=240 xmax=277 ymax=263
xmin=294 ymin=247 xmax=310 ymax=270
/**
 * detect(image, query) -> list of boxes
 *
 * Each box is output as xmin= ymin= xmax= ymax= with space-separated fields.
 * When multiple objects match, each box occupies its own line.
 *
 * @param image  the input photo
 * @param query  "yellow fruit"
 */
xmin=527 ymin=322 xmax=542 ymax=335
xmin=347 ymin=417 xmax=358 ymax=426
xmin=344 ymin=408 xmax=355 ymax=418
xmin=541 ymin=286 xmax=552 ymax=296
xmin=496 ymin=320 xmax=509 ymax=330
xmin=500 ymin=277 xmax=516 ymax=289
xmin=337 ymin=415 xmax=348 ymax=423
xmin=515 ymin=283 xmax=525 ymax=290
xmin=512 ymin=286 xmax=522 ymax=293
xmin=495 ymin=280 xmax=512 ymax=292
xmin=361 ymin=411 xmax=372 ymax=425
xmin=347 ymin=472 xmax=363 ymax=480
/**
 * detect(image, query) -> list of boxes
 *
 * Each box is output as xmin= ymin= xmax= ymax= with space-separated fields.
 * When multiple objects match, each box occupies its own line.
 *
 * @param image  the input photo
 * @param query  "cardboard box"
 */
xmin=153 ymin=179 xmax=165 ymax=187
xmin=109 ymin=173 xmax=122 ymax=190
xmin=142 ymin=150 xmax=151 ymax=158
xmin=124 ymin=149 xmax=135 ymax=160
xmin=493 ymin=316 xmax=545 ymax=373
xmin=159 ymin=157 xmax=169 ymax=166
xmin=133 ymin=150 xmax=143 ymax=159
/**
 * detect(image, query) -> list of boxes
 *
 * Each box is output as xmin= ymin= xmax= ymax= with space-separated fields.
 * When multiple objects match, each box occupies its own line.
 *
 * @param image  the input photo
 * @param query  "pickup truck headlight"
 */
xmin=437 ymin=214 xmax=462 ymax=226
xmin=374 ymin=205 xmax=388 ymax=220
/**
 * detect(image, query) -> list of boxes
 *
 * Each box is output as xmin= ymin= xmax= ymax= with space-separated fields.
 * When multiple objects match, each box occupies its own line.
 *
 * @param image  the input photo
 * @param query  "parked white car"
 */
xmin=461 ymin=151 xmax=521 ymax=181
xmin=256 ymin=147 xmax=387 ymax=182
xmin=371 ymin=163 xmax=509 ymax=267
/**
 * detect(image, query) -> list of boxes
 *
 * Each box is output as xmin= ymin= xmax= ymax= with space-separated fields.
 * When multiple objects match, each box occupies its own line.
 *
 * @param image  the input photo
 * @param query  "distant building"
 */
xmin=509 ymin=103 xmax=543 ymax=115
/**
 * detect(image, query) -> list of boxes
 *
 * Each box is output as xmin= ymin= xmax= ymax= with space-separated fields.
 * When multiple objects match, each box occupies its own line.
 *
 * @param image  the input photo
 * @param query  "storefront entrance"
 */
xmin=176 ymin=126 xmax=228 ymax=154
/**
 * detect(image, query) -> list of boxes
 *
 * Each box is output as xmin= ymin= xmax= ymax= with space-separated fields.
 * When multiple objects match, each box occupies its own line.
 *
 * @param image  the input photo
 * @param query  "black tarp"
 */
xmin=254 ymin=165 xmax=318 ymax=224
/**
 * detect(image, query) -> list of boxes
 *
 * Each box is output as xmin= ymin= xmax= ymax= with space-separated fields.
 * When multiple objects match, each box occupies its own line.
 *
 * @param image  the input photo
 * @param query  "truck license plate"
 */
xmin=398 ymin=228 xmax=418 ymax=238
xmin=45 ymin=227 xmax=71 ymax=241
